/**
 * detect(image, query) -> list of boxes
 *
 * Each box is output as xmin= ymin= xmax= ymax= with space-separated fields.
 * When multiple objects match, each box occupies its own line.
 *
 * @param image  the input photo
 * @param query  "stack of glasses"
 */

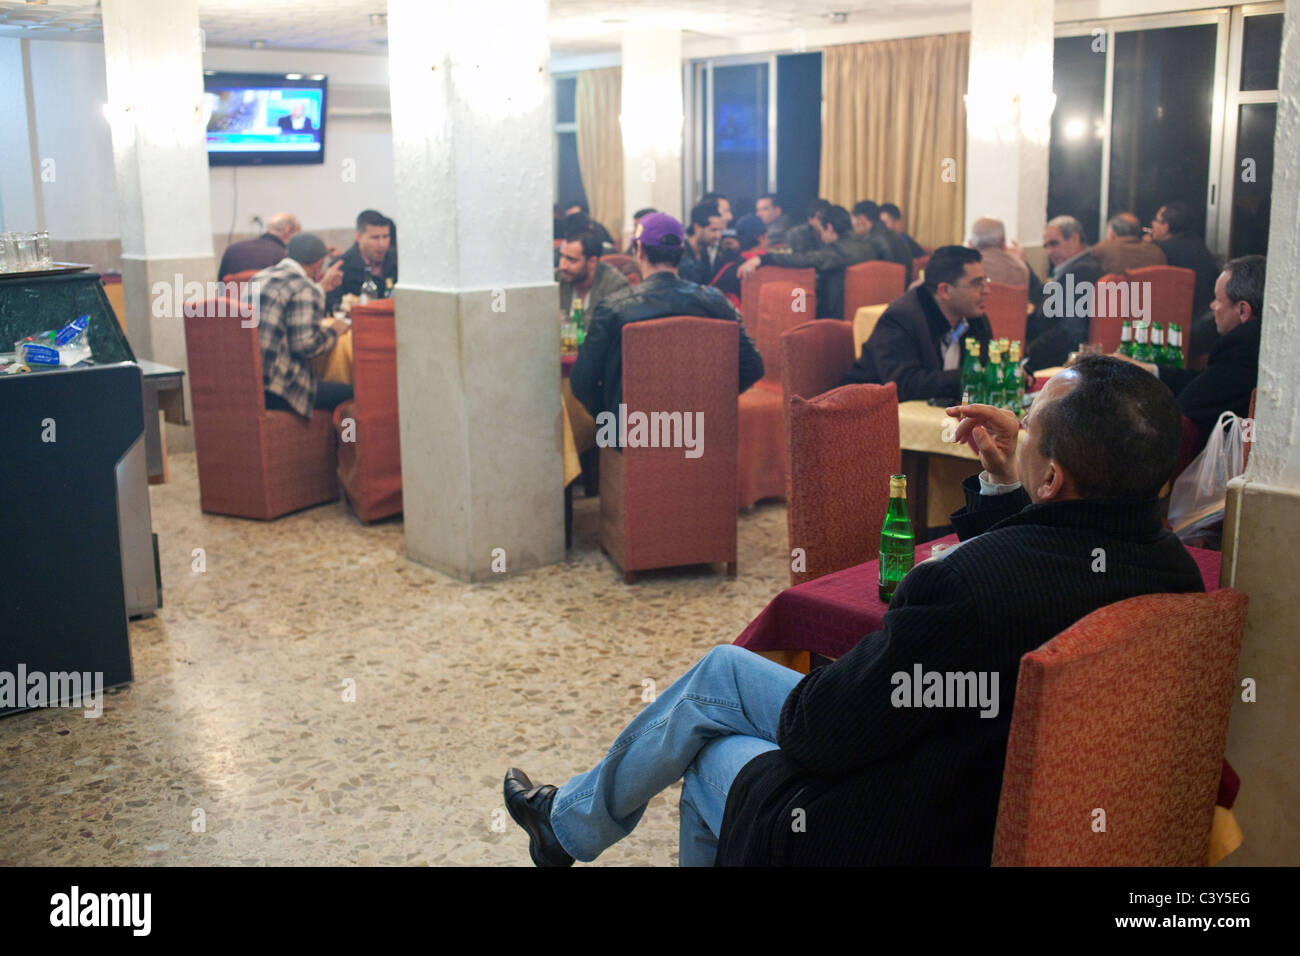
xmin=0 ymin=231 xmax=52 ymax=273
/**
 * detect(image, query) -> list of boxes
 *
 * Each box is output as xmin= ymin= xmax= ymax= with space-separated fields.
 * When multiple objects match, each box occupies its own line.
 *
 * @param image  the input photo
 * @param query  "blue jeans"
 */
xmin=550 ymin=645 xmax=803 ymax=866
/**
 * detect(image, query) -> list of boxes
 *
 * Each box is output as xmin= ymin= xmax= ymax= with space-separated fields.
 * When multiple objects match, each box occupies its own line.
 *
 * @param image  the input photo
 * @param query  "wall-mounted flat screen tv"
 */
xmin=203 ymin=71 xmax=327 ymax=166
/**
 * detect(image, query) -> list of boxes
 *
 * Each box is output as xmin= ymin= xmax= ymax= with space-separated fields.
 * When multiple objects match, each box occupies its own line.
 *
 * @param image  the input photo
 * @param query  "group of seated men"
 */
xmin=217 ymin=207 xmax=399 ymax=420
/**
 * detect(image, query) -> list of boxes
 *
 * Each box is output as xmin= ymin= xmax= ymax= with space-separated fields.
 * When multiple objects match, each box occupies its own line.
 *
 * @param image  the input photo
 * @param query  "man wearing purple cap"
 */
xmin=568 ymin=212 xmax=764 ymax=422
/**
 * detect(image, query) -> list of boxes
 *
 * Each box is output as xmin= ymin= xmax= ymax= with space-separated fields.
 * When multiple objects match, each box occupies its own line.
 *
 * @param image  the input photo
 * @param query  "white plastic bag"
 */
xmin=1168 ymin=410 xmax=1245 ymax=541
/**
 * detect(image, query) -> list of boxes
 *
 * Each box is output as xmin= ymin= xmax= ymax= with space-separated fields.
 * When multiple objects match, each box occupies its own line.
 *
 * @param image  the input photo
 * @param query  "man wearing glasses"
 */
xmin=1026 ymin=216 xmax=1104 ymax=371
xmin=841 ymin=245 xmax=994 ymax=401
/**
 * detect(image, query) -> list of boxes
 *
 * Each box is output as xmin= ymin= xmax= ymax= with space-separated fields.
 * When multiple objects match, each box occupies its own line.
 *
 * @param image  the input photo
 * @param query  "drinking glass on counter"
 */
xmin=35 ymin=230 xmax=50 ymax=267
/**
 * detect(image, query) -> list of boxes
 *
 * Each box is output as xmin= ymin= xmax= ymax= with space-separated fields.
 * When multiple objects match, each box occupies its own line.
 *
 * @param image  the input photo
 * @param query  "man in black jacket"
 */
xmin=1026 ymin=215 xmax=1105 ymax=371
xmin=504 ymin=356 xmax=1201 ymax=866
xmin=841 ymin=245 xmax=993 ymax=401
xmin=568 ymin=212 xmax=763 ymax=422
xmin=737 ymin=205 xmax=877 ymax=320
xmin=852 ymin=200 xmax=913 ymax=285
xmin=1118 ymin=255 xmax=1264 ymax=448
xmin=1149 ymin=201 xmax=1220 ymax=319
xmin=324 ymin=209 xmax=397 ymax=313
xmin=784 ymin=199 xmax=831 ymax=253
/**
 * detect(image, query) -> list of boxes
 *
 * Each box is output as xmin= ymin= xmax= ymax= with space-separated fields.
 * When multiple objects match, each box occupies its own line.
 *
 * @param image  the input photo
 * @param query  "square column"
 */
xmin=101 ymin=0 xmax=215 ymax=451
xmin=621 ymin=28 xmax=684 ymax=228
xmin=387 ymin=0 xmax=563 ymax=581
xmin=1219 ymin=0 xmax=1300 ymax=867
xmin=964 ymin=0 xmax=1055 ymax=246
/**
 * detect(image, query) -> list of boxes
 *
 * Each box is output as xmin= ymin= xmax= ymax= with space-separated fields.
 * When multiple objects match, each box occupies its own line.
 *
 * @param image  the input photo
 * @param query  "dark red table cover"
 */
xmin=734 ymin=533 xmax=1223 ymax=658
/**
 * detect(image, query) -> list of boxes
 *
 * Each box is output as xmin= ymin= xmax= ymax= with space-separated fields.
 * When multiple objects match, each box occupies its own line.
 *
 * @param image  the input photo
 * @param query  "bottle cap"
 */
xmin=889 ymin=474 xmax=907 ymax=494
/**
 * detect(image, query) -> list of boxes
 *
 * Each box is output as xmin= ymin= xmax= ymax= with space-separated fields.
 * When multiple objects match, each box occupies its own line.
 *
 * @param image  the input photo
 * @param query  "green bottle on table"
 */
xmin=984 ymin=342 xmax=1004 ymax=408
xmin=1119 ymin=319 xmax=1134 ymax=357
xmin=1164 ymin=323 xmax=1185 ymax=368
xmin=878 ymin=475 xmax=915 ymax=603
xmin=571 ymin=302 xmax=586 ymax=348
xmin=1133 ymin=321 xmax=1155 ymax=363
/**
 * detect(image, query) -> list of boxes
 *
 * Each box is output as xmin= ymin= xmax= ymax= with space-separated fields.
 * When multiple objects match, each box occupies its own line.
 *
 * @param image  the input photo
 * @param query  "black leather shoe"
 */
xmin=504 ymin=768 xmax=575 ymax=867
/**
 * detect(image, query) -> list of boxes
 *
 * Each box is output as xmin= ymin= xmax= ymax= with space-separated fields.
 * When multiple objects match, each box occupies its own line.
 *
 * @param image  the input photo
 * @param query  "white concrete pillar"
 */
xmin=387 ymin=0 xmax=563 ymax=581
xmin=0 ymin=39 xmax=41 ymax=233
xmin=1219 ymin=0 xmax=1300 ymax=867
xmin=101 ymin=0 xmax=214 ymax=451
xmin=964 ymin=0 xmax=1054 ymax=247
xmin=621 ymin=28 xmax=683 ymax=231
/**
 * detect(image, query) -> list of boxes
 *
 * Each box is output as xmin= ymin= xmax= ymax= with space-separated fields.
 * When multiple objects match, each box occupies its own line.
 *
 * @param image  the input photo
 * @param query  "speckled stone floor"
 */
xmin=0 ymin=454 xmax=792 ymax=866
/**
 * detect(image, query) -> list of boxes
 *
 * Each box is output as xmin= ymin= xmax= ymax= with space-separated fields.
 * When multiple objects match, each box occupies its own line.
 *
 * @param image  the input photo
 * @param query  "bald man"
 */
xmin=967 ymin=216 xmax=1029 ymax=287
xmin=1090 ymin=212 xmax=1167 ymax=275
xmin=218 ymin=211 xmax=302 ymax=279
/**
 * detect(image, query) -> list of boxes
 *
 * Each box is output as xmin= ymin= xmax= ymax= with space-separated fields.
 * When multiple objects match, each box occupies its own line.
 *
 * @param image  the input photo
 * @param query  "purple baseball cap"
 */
xmin=634 ymin=212 xmax=685 ymax=250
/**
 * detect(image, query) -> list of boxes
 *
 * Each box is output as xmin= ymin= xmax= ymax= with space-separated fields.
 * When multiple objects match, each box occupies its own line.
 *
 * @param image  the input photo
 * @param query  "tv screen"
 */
xmin=203 ymin=71 xmax=327 ymax=166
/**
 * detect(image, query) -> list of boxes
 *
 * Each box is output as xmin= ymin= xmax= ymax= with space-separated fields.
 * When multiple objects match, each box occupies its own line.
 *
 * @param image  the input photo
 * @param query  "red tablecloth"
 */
xmin=734 ymin=533 xmax=1223 ymax=659
xmin=561 ymin=354 xmax=576 ymax=378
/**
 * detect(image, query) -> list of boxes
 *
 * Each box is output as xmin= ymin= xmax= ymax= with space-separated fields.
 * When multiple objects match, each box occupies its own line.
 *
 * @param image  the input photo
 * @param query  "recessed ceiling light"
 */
xmin=828 ymin=11 xmax=849 ymax=23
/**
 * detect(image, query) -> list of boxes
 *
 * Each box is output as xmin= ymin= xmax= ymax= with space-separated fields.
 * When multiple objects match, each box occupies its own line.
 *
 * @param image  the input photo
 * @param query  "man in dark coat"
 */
xmin=840 ymin=245 xmax=993 ymax=402
xmin=1118 ymin=255 xmax=1264 ymax=449
xmin=1149 ymin=201 xmax=1220 ymax=319
xmin=852 ymin=200 xmax=913 ymax=285
xmin=738 ymin=205 xmax=876 ymax=320
xmin=503 ymin=355 xmax=1201 ymax=866
xmin=324 ymin=209 xmax=397 ymax=314
xmin=217 ymin=212 xmax=299 ymax=279
xmin=784 ymin=199 xmax=831 ymax=253
xmin=1026 ymin=215 xmax=1105 ymax=371
xmin=568 ymin=212 xmax=763 ymax=422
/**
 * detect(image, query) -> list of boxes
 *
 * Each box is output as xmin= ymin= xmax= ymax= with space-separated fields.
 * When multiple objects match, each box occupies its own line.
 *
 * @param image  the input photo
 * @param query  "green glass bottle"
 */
xmin=1133 ymin=321 xmax=1154 ymax=363
xmin=960 ymin=339 xmax=978 ymax=404
xmin=1008 ymin=341 xmax=1025 ymax=414
xmin=878 ymin=475 xmax=915 ymax=603
xmin=571 ymin=302 xmax=586 ymax=347
xmin=1119 ymin=319 xmax=1134 ymax=357
xmin=984 ymin=342 xmax=1004 ymax=408
xmin=1150 ymin=322 xmax=1166 ymax=365
xmin=1165 ymin=323 xmax=1185 ymax=368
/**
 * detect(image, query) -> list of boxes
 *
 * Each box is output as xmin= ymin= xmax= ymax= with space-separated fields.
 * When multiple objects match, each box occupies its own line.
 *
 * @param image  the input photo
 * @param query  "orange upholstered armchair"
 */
xmin=740 ymin=266 xmax=815 ymax=339
xmin=785 ymin=383 xmax=900 ymax=585
xmin=984 ymin=281 xmax=1029 ymax=343
xmin=993 ymin=589 xmax=1249 ymax=866
xmin=780 ymin=318 xmax=855 ymax=408
xmin=600 ymin=316 xmax=740 ymax=582
xmin=333 ymin=299 xmax=402 ymax=522
xmin=1126 ymin=265 xmax=1197 ymax=363
xmin=842 ymin=260 xmax=905 ymax=321
xmin=1088 ymin=273 xmax=1129 ymax=355
xmin=184 ymin=296 xmax=338 ymax=520
xmin=737 ymin=281 xmax=818 ymax=510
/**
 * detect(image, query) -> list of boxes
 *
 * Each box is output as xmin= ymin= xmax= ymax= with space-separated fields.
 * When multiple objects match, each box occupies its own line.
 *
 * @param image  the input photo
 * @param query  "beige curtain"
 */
xmin=820 ymin=33 xmax=969 ymax=251
xmin=575 ymin=68 xmax=624 ymax=245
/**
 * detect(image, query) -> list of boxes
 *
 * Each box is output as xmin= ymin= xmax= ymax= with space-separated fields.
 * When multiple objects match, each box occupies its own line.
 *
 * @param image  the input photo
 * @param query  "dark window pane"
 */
xmin=1108 ymin=24 xmax=1216 ymax=236
xmin=1241 ymin=14 xmax=1283 ymax=91
xmin=556 ymin=131 xmax=587 ymax=211
xmin=776 ymin=52 xmax=822 ymax=225
xmin=1049 ymin=34 xmax=1107 ymax=240
xmin=1230 ymin=103 xmax=1276 ymax=257
xmin=555 ymin=76 xmax=576 ymax=124
xmin=711 ymin=63 xmax=768 ymax=217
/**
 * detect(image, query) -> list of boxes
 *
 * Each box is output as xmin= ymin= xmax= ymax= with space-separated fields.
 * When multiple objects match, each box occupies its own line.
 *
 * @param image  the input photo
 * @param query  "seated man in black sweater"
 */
xmin=505 ymin=356 xmax=1202 ymax=865
xmin=841 ymin=245 xmax=993 ymax=401
xmin=1116 ymin=254 xmax=1264 ymax=450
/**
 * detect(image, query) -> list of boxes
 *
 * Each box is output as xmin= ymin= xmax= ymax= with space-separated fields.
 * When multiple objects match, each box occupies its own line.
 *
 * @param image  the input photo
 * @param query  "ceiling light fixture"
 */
xmin=250 ymin=39 xmax=266 ymax=48
xmin=828 ymin=12 xmax=848 ymax=24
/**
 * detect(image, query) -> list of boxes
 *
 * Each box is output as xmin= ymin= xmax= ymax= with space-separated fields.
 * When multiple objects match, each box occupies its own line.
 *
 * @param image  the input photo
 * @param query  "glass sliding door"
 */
xmin=1106 ymin=23 xmax=1218 ymax=232
xmin=1219 ymin=5 xmax=1283 ymax=257
xmin=690 ymin=56 xmax=776 ymax=216
xmin=1048 ymin=34 xmax=1108 ymax=237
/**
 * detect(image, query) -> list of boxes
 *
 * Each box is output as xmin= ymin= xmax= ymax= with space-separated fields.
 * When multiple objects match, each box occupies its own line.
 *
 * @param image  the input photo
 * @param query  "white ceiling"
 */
xmin=0 ymin=0 xmax=967 ymax=54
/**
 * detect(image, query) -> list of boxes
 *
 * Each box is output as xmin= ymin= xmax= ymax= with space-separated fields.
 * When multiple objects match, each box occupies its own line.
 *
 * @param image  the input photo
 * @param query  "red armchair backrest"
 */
xmin=984 ymin=281 xmax=1029 ymax=343
xmin=1089 ymin=273 xmax=1130 ymax=355
xmin=993 ymin=588 xmax=1249 ymax=866
xmin=786 ymin=382 xmax=900 ymax=585
xmin=1126 ymin=265 xmax=1197 ymax=361
xmin=780 ymin=318 xmax=855 ymax=408
xmin=843 ymin=260 xmax=905 ymax=321
xmin=756 ymin=282 xmax=818 ymax=386
xmin=182 ymin=295 xmax=266 ymax=418
xmin=740 ymin=266 xmax=815 ymax=339
xmin=349 ymin=299 xmax=398 ymax=416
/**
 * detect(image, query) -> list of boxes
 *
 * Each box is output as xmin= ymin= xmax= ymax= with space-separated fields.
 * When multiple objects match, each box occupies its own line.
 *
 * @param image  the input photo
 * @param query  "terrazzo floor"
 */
xmin=0 ymin=454 xmax=793 ymax=866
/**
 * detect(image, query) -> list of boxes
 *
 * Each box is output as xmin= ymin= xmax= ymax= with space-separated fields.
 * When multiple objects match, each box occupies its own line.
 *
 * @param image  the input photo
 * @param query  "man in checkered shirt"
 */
xmin=253 ymin=232 xmax=350 ymax=418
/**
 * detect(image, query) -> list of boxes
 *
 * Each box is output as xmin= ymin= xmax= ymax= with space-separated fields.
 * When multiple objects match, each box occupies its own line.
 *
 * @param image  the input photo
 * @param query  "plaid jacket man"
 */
xmin=253 ymin=257 xmax=339 ymax=418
